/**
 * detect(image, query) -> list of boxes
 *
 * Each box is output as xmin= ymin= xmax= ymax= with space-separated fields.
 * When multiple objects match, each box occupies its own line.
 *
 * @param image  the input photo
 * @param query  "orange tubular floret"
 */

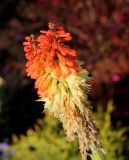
xmin=35 ymin=76 xmax=43 ymax=89
xmin=60 ymin=46 xmax=77 ymax=57
xmin=35 ymin=74 xmax=48 ymax=89
xmin=58 ymin=61 xmax=70 ymax=77
xmin=57 ymin=53 xmax=66 ymax=65
xmin=57 ymin=45 xmax=67 ymax=56
xmin=54 ymin=61 xmax=61 ymax=77
xmin=40 ymin=75 xmax=52 ymax=92
xmin=66 ymin=58 xmax=78 ymax=67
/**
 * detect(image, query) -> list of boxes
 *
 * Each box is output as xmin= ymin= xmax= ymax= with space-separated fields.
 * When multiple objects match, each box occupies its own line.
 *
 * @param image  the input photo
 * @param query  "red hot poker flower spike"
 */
xmin=23 ymin=23 xmax=103 ymax=160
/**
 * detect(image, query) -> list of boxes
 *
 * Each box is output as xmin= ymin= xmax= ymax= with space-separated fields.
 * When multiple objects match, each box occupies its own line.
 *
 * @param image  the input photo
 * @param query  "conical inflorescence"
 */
xmin=23 ymin=23 xmax=104 ymax=160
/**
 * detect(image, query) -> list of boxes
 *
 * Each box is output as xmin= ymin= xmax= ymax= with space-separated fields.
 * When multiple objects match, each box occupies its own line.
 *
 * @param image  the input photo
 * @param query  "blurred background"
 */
xmin=0 ymin=0 xmax=129 ymax=159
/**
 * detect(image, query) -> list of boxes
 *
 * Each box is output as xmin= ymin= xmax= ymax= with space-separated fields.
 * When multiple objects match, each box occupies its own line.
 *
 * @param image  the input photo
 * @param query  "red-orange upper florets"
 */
xmin=23 ymin=23 xmax=79 ymax=79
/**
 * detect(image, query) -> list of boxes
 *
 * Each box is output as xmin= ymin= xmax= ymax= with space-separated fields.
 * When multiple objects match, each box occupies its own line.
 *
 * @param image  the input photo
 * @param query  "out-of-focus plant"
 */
xmin=95 ymin=101 xmax=128 ymax=160
xmin=0 ymin=142 xmax=14 ymax=160
xmin=11 ymin=101 xmax=128 ymax=160
xmin=11 ymin=116 xmax=80 ymax=160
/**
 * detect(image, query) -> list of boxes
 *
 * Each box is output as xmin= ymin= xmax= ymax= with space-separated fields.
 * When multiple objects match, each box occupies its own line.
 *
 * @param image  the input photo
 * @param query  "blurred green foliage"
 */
xmin=11 ymin=101 xmax=128 ymax=160
xmin=95 ymin=101 xmax=128 ymax=160
xmin=11 ymin=116 xmax=80 ymax=160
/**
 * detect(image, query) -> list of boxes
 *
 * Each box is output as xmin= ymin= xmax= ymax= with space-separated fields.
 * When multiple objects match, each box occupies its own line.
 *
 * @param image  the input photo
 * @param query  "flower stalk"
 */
xmin=23 ymin=22 xmax=105 ymax=160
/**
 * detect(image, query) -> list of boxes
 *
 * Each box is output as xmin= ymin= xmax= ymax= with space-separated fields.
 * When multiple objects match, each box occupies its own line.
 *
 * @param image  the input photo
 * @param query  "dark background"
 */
xmin=0 ymin=0 xmax=129 ymax=142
